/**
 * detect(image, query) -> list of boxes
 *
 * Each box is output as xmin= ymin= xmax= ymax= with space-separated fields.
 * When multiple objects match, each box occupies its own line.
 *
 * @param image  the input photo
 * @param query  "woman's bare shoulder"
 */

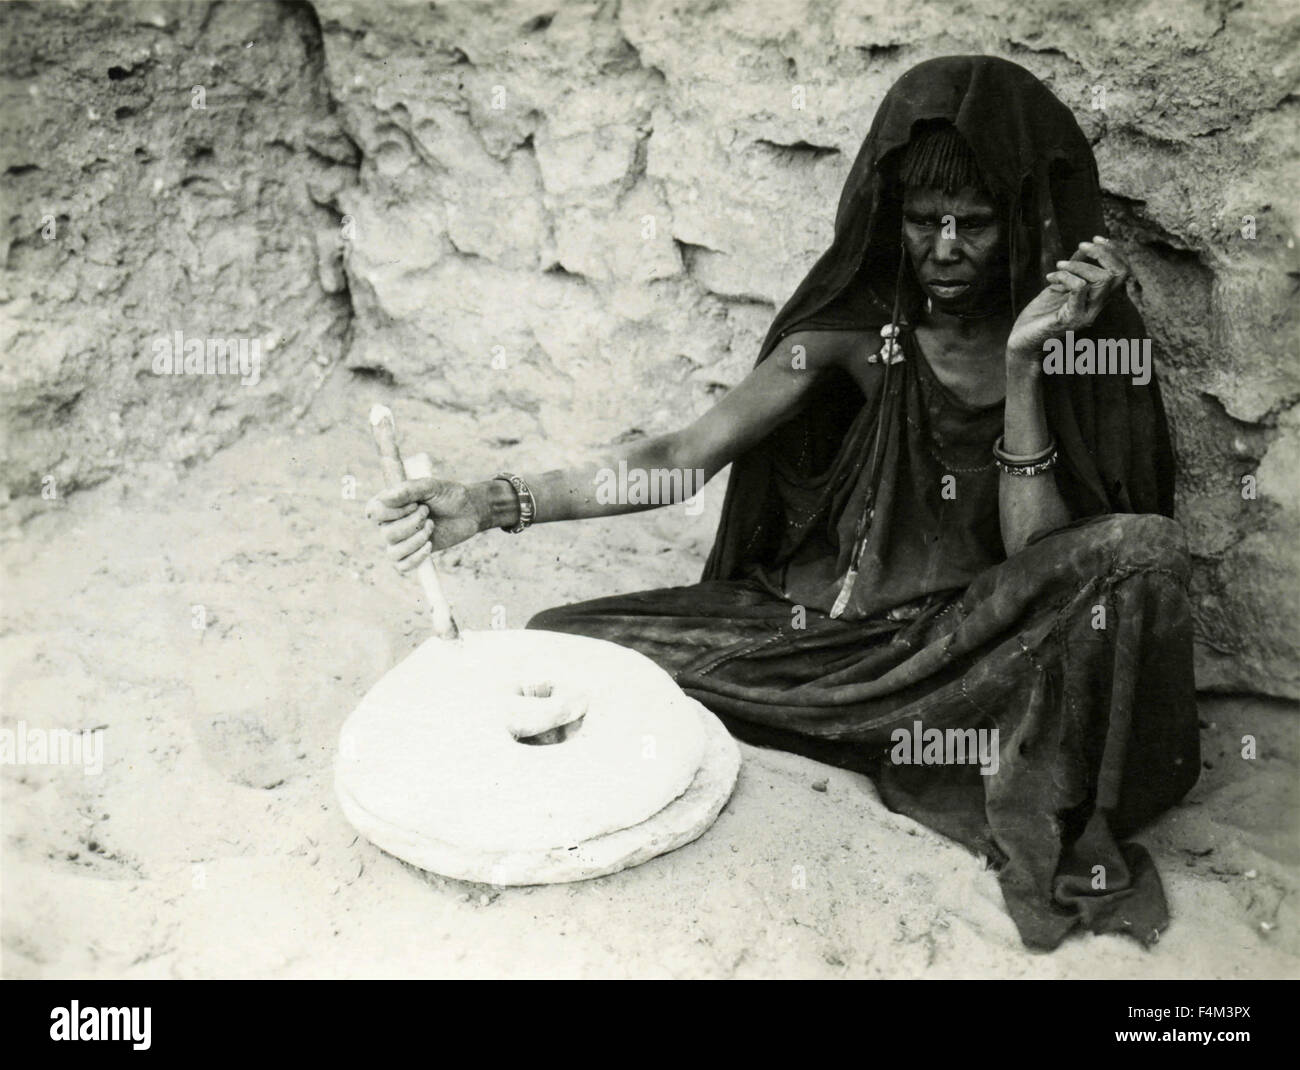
xmin=781 ymin=328 xmax=887 ymax=392
xmin=776 ymin=328 xmax=882 ymax=369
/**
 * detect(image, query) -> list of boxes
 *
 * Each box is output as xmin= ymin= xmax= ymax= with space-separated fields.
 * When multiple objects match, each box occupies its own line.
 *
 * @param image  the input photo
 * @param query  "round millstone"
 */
xmin=336 ymin=629 xmax=739 ymax=882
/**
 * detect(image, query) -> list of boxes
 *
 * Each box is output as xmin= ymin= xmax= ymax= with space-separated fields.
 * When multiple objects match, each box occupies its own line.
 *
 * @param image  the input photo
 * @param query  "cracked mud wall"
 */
xmin=2 ymin=0 xmax=1297 ymax=698
xmin=0 ymin=0 xmax=357 ymax=498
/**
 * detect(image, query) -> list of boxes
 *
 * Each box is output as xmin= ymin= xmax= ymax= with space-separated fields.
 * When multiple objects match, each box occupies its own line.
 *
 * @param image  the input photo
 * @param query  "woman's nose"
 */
xmin=931 ymin=234 xmax=962 ymax=262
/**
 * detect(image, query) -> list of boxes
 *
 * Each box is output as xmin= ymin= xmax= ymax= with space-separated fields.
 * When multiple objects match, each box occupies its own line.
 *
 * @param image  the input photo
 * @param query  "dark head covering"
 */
xmin=702 ymin=55 xmax=1175 ymax=584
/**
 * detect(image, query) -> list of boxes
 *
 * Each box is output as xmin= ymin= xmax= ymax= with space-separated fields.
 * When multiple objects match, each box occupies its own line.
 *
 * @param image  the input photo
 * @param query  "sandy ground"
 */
xmin=2 ymin=374 xmax=1298 ymax=979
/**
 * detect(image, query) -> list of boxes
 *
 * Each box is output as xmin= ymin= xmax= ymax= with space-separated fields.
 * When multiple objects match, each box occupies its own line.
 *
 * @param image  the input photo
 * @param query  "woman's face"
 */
xmin=901 ymin=186 xmax=1008 ymax=314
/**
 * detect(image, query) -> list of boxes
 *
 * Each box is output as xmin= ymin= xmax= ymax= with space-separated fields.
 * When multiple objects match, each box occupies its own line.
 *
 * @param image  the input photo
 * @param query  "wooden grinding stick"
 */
xmin=369 ymin=405 xmax=460 ymax=640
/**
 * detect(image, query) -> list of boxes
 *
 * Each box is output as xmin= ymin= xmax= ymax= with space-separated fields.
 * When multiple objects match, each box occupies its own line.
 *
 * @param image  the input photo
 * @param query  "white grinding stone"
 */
xmin=336 ymin=630 xmax=708 ymax=855
xmin=336 ymin=695 xmax=740 ymax=885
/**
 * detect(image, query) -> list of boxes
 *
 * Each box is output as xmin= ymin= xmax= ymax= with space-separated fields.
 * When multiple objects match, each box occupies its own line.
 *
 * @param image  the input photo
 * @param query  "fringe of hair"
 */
xmin=898 ymin=123 xmax=989 ymax=195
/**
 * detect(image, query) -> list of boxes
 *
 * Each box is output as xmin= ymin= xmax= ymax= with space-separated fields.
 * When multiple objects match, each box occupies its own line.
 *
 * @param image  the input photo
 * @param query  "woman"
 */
xmin=367 ymin=55 xmax=1198 ymax=950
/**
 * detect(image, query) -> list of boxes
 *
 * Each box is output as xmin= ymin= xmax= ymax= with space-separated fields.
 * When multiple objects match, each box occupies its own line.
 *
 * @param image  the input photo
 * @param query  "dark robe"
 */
xmin=528 ymin=55 xmax=1199 ymax=951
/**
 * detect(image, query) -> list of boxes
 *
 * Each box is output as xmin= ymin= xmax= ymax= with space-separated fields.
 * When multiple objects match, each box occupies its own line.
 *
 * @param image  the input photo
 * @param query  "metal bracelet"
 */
xmin=994 ymin=449 xmax=1059 ymax=477
xmin=494 ymin=472 xmax=536 ymax=533
xmin=992 ymin=434 xmax=1057 ymax=466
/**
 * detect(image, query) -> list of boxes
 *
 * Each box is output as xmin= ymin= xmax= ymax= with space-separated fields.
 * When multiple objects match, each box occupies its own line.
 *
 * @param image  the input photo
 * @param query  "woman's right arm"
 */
xmin=367 ymin=330 xmax=854 ymax=571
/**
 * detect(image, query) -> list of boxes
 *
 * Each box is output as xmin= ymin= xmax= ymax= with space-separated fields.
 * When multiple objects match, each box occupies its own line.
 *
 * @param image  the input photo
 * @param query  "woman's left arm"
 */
xmin=998 ymin=363 xmax=1071 ymax=554
xmin=999 ymin=236 xmax=1133 ymax=555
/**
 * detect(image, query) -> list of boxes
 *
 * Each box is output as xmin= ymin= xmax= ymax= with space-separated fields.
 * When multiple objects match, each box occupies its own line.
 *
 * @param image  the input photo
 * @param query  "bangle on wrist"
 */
xmin=993 ymin=434 xmax=1058 ymax=476
xmin=994 ymin=434 xmax=1055 ymax=463
xmin=494 ymin=472 xmax=536 ymax=533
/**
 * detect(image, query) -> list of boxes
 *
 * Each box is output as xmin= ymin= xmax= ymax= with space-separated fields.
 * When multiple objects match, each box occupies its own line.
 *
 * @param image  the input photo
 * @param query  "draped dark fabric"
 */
xmin=702 ymin=55 xmax=1175 ymax=588
xmin=530 ymin=515 xmax=1199 ymax=949
xmin=528 ymin=55 xmax=1198 ymax=951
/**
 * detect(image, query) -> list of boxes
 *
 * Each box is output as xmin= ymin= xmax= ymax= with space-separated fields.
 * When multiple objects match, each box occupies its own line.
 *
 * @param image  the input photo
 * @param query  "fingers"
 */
xmin=1067 ymin=236 xmax=1131 ymax=283
xmin=1049 ymin=235 xmax=1132 ymax=326
xmin=365 ymin=473 xmax=461 ymax=524
xmin=373 ymin=475 xmax=446 ymax=509
xmin=362 ymin=473 xmax=464 ymax=573
xmin=394 ymin=540 xmax=433 ymax=573
xmin=381 ymin=504 xmax=430 ymax=544
xmin=387 ymin=518 xmax=434 ymax=563
xmin=1082 ymin=236 xmax=1131 ymax=276
xmin=1054 ymin=258 xmax=1110 ymax=286
xmin=366 ymin=497 xmax=422 ymax=523
xmin=1045 ymin=270 xmax=1088 ymax=294
xmin=1045 ymin=270 xmax=1089 ymax=320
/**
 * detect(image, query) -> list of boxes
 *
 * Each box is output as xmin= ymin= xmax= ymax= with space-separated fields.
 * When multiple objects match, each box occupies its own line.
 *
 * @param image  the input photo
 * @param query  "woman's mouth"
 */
xmin=927 ymin=280 xmax=972 ymax=299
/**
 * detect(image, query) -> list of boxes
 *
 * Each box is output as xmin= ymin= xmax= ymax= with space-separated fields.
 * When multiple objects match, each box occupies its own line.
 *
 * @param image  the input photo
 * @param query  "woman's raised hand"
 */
xmin=1007 ymin=236 xmax=1132 ymax=364
xmin=365 ymin=476 xmax=483 ymax=572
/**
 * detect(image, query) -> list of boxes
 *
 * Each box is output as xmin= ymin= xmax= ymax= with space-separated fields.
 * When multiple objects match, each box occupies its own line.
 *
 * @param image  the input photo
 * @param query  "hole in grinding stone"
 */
xmin=512 ymin=682 xmax=585 ymax=746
